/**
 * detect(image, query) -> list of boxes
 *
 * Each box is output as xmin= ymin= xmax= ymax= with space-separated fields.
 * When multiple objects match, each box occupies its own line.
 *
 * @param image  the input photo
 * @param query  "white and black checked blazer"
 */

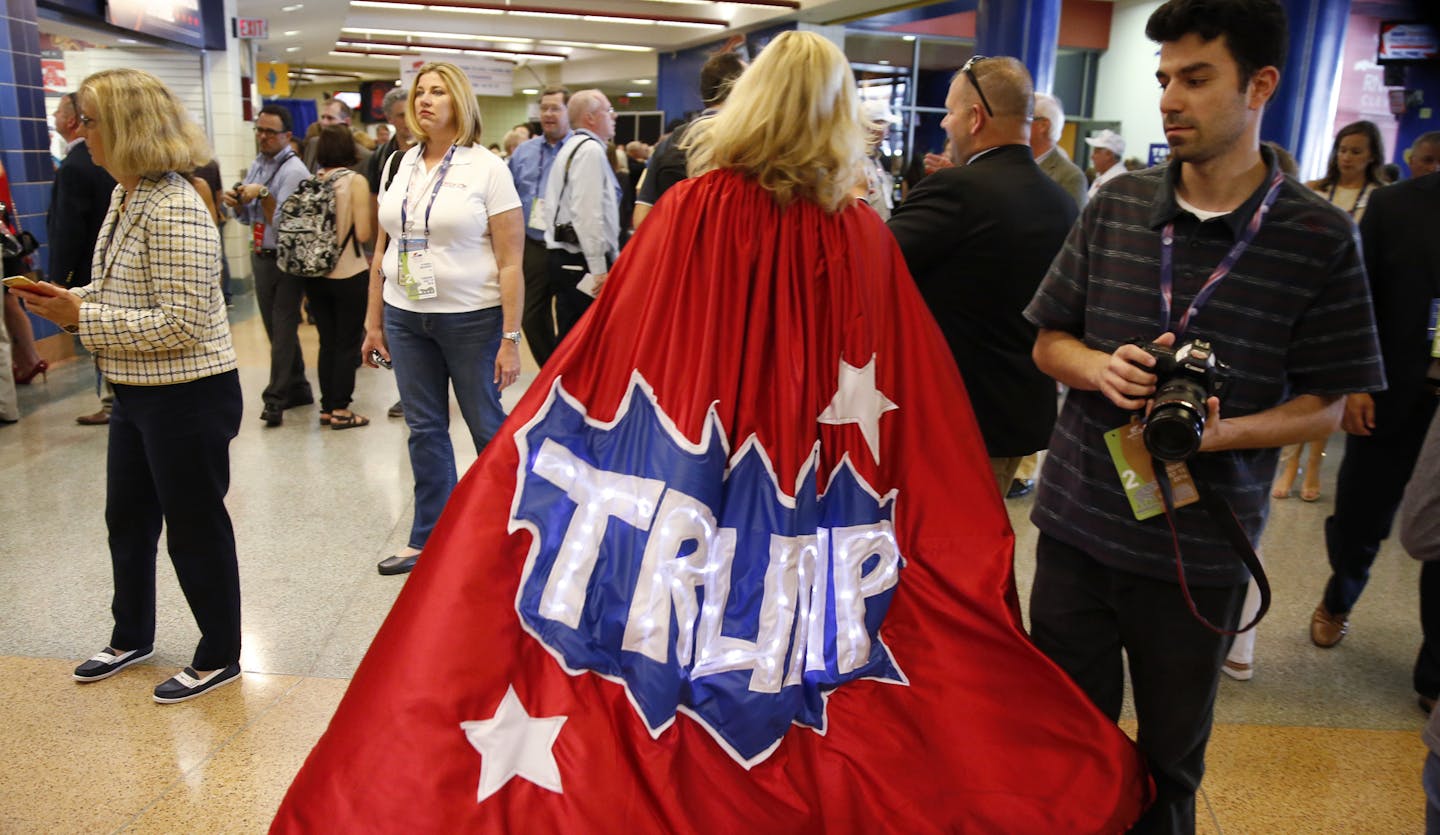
xmin=72 ymin=172 xmax=237 ymax=385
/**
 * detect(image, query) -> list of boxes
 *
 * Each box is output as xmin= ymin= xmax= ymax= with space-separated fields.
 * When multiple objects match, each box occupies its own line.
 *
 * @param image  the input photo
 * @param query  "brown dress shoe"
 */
xmin=1310 ymin=603 xmax=1349 ymax=648
xmin=75 ymin=409 xmax=110 ymax=426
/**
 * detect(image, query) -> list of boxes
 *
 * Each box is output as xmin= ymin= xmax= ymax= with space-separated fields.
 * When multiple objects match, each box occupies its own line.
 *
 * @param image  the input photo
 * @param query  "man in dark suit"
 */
xmin=48 ymin=91 xmax=117 ymax=425
xmin=1316 ymin=173 xmax=1440 ymax=696
xmin=888 ymin=56 xmax=1078 ymax=494
xmin=47 ymin=92 xmax=114 ymax=289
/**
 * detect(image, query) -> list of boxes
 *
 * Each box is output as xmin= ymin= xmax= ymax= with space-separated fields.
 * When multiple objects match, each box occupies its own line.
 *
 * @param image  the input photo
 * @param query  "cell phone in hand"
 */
xmin=2 ymin=275 xmax=38 ymax=289
xmin=369 ymin=348 xmax=393 ymax=370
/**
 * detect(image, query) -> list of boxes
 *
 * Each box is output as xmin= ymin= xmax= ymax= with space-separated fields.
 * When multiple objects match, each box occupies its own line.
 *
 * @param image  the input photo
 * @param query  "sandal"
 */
xmin=330 ymin=412 xmax=370 ymax=430
xmin=319 ymin=411 xmax=332 ymax=426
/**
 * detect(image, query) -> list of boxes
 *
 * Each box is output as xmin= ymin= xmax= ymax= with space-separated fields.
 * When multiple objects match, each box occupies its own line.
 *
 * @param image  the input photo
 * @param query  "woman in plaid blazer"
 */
xmin=14 ymin=69 xmax=245 ymax=704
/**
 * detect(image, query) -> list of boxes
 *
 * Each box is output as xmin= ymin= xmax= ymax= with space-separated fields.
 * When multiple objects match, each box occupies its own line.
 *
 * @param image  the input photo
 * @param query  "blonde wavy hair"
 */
xmin=407 ymin=62 xmax=484 ymax=147
xmin=684 ymin=31 xmax=868 ymax=212
xmin=78 ymin=69 xmax=210 ymax=179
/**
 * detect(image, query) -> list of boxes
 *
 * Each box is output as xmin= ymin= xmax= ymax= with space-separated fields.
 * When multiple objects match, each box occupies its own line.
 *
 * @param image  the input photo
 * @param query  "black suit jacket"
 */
xmin=888 ymin=144 xmax=1078 ymax=457
xmin=47 ymin=140 xmax=115 ymax=287
xmin=1358 ymin=172 xmax=1440 ymax=431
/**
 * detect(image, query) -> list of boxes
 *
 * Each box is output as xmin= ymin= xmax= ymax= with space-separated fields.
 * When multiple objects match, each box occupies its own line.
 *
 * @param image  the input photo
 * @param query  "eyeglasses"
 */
xmin=78 ymin=115 xmax=96 ymax=128
xmin=254 ymin=127 xmax=284 ymax=137
xmin=962 ymin=55 xmax=994 ymax=118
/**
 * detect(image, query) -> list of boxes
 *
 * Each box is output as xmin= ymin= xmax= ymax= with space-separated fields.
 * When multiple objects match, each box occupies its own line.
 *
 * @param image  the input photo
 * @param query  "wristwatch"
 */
xmin=257 ymin=186 xmax=271 ymax=200
xmin=502 ymin=331 xmax=521 ymax=345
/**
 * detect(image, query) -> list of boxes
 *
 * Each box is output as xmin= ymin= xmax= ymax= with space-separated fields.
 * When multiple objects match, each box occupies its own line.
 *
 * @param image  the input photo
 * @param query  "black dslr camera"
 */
xmin=1130 ymin=339 xmax=1230 ymax=461
xmin=552 ymin=222 xmax=580 ymax=245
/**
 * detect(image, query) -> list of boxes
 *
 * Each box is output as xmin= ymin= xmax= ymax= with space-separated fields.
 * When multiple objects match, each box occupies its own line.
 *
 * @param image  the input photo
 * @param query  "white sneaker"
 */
xmin=1222 ymin=659 xmax=1253 ymax=681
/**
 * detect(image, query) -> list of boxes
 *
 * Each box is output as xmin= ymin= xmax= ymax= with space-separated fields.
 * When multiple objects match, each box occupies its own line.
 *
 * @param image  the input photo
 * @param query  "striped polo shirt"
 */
xmin=1023 ymin=148 xmax=1385 ymax=586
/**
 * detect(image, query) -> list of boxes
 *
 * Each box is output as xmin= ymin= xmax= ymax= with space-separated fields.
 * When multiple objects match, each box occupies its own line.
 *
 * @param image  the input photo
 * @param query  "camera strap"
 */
xmin=1155 ymin=460 xmax=1270 ymax=635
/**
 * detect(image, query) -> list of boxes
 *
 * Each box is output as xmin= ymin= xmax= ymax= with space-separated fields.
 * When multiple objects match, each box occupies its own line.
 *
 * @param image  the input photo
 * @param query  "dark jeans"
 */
xmin=545 ymin=247 xmax=599 ymax=346
xmin=304 ymin=272 xmax=368 ymax=413
xmin=522 ymin=236 xmax=559 ymax=367
xmin=1323 ymin=395 xmax=1438 ymax=616
xmin=1029 ymin=533 xmax=1245 ymax=835
xmin=107 ymin=370 xmax=243 ymax=670
xmin=384 ymin=304 xmax=506 ymax=550
xmin=252 ymin=253 xmax=312 ymax=409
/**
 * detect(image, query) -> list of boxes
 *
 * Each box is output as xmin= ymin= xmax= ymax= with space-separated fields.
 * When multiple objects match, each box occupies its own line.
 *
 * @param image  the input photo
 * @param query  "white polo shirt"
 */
xmin=378 ymin=143 xmax=522 ymax=313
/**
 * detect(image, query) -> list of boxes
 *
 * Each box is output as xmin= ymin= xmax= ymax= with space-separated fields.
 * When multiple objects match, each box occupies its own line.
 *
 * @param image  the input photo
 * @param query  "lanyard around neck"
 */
xmin=1326 ymin=181 xmax=1372 ymax=217
xmin=1159 ymin=169 xmax=1285 ymax=337
xmin=400 ymin=144 xmax=457 ymax=240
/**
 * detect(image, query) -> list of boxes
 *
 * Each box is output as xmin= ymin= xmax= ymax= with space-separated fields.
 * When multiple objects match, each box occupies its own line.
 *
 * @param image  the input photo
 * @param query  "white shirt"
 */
xmin=1087 ymin=163 xmax=1126 ymax=198
xmin=542 ymin=129 xmax=621 ymax=275
xmin=377 ymin=143 xmax=521 ymax=313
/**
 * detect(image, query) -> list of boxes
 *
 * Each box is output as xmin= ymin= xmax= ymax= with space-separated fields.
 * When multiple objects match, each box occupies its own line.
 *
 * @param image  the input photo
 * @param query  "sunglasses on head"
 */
xmin=962 ymin=55 xmax=994 ymax=118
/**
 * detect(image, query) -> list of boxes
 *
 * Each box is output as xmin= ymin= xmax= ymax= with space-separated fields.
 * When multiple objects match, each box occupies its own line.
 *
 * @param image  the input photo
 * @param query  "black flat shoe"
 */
xmin=260 ymin=404 xmax=283 ymax=427
xmin=1006 ymin=478 xmax=1035 ymax=499
xmin=73 ymin=646 xmax=154 ymax=682
xmin=377 ymin=553 xmax=419 ymax=576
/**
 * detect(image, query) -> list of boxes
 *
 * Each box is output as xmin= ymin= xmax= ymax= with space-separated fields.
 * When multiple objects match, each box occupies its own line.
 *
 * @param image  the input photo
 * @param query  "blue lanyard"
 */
xmin=399 ymin=144 xmax=457 ymax=242
xmin=1159 ymin=169 xmax=1285 ymax=337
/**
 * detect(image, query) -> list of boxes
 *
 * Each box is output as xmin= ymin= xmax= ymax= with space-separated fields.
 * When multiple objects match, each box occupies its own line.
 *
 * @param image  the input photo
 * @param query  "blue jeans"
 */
xmin=384 ymin=303 xmax=506 ymax=550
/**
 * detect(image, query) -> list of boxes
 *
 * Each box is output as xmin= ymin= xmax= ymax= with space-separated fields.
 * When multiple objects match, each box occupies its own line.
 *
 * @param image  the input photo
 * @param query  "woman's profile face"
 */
xmin=76 ymin=97 xmax=105 ymax=168
xmin=413 ymin=73 xmax=454 ymax=135
xmin=1335 ymin=132 xmax=1372 ymax=177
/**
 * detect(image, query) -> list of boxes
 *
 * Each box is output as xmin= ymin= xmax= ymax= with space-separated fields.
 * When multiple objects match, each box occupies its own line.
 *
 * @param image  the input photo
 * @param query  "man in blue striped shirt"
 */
xmin=508 ymin=87 xmax=573 ymax=367
xmin=1022 ymin=1 xmax=1384 ymax=831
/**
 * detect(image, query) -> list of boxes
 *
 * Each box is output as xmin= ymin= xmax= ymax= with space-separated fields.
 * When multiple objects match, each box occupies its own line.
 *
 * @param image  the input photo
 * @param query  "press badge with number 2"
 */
xmin=400 ymin=237 xmax=437 ymax=300
xmin=1103 ymin=416 xmax=1200 ymax=520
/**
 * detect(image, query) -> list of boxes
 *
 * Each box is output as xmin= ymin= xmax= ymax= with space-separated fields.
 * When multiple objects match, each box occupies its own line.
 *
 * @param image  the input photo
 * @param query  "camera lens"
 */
xmin=1144 ymin=380 xmax=1208 ymax=461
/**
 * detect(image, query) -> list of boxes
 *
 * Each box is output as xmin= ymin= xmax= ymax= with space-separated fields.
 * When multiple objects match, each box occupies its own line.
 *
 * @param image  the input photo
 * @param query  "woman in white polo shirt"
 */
xmin=362 ymin=61 xmax=524 ymax=576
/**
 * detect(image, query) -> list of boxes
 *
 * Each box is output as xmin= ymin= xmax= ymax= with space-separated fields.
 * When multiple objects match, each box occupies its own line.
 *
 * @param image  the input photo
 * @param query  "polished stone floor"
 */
xmin=0 ymin=294 xmax=1428 ymax=833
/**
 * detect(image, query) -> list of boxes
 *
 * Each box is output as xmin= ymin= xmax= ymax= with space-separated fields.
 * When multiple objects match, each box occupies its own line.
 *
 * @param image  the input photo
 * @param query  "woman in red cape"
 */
xmin=272 ymin=32 xmax=1151 ymax=833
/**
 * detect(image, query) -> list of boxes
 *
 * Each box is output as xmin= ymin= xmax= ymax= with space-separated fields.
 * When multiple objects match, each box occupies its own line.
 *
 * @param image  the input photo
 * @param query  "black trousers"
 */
xmin=304 ymin=272 xmax=368 ymax=413
xmin=1323 ymin=394 xmax=1439 ymax=616
xmin=107 ymin=370 xmax=243 ymax=670
xmin=1029 ymin=533 xmax=1245 ymax=835
xmin=522 ymin=237 xmax=559 ymax=366
xmin=252 ymin=253 xmax=312 ymax=409
xmin=546 ymin=247 xmax=600 ymax=346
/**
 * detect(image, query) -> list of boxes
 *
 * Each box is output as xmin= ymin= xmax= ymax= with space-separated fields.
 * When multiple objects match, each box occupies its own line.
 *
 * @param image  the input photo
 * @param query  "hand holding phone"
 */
xmin=2 ymin=274 xmax=39 ymax=289
xmin=369 ymin=348 xmax=393 ymax=370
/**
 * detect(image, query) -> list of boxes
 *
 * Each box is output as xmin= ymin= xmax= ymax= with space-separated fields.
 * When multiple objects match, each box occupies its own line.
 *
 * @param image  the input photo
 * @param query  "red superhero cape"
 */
xmin=272 ymin=169 xmax=1151 ymax=833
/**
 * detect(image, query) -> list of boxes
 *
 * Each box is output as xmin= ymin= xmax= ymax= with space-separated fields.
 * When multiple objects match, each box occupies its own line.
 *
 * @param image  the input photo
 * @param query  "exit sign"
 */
xmin=234 ymin=18 xmax=268 ymax=39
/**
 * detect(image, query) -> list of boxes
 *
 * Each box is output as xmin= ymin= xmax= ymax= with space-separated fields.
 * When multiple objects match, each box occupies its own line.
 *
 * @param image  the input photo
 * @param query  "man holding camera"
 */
xmin=1022 ymin=1 xmax=1383 ymax=832
xmin=542 ymin=89 xmax=619 ymax=344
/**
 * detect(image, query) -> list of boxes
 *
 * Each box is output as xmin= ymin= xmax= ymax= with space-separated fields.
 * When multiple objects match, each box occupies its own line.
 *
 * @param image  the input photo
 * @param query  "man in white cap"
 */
xmin=1086 ymin=128 xmax=1127 ymax=198
xmin=862 ymin=100 xmax=898 ymax=220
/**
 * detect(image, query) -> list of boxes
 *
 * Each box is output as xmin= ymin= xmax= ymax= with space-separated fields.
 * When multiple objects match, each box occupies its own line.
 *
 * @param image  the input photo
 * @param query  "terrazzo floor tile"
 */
xmin=1197 ymin=723 xmax=1427 ymax=833
xmin=0 ymin=656 xmax=300 ymax=834
xmin=122 ymin=677 xmax=349 ymax=834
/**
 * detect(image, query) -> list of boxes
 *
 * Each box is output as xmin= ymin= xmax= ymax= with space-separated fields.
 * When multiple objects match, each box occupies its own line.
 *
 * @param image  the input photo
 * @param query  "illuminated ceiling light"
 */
xmin=286 ymin=46 xmax=303 ymax=52
xmin=878 ymin=59 xmax=890 ymax=65
xmin=117 ymin=37 xmax=138 ymax=44
xmin=632 ymin=79 xmax=651 ymax=85
xmin=901 ymin=35 xmax=916 ymax=42
xmin=509 ymin=10 xmax=579 ymax=19
xmin=283 ymin=29 xmax=301 ymax=36
xmin=280 ymin=3 xmax=304 ymax=10
xmin=655 ymin=19 xmax=725 ymax=29
xmin=351 ymin=0 xmax=424 ymax=7
xmin=342 ymin=27 xmax=533 ymax=42
xmin=522 ymin=88 xmax=539 ymax=94
xmin=627 ymin=91 xmax=644 ymax=97
xmin=581 ymin=15 xmax=655 ymax=25
xmin=432 ymin=5 xmax=504 ymax=13
xmin=541 ymin=40 xmax=652 ymax=53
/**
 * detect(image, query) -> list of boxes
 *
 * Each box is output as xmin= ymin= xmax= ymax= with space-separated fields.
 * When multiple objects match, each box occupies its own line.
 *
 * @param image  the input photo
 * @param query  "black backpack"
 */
xmin=276 ymin=170 xmax=359 ymax=277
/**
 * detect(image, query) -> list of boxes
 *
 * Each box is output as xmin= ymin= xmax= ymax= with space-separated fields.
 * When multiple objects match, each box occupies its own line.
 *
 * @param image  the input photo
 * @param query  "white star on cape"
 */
xmin=460 ymin=685 xmax=567 ymax=803
xmin=817 ymin=355 xmax=898 ymax=463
